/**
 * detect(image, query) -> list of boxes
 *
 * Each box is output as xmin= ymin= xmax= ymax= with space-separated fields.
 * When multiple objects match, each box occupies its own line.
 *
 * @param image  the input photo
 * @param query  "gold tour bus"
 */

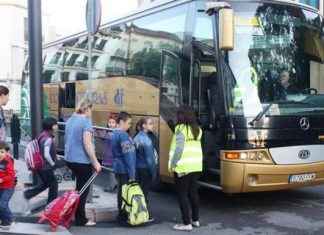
xmin=21 ymin=0 xmax=324 ymax=193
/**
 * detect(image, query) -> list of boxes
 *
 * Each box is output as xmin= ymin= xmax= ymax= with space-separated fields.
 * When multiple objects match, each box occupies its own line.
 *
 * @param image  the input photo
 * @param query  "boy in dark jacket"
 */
xmin=0 ymin=141 xmax=15 ymax=229
xmin=112 ymin=111 xmax=136 ymax=221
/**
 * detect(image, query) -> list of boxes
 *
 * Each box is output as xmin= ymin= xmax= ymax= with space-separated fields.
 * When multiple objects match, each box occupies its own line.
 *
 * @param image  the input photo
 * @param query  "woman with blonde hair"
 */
xmin=64 ymin=98 xmax=101 ymax=226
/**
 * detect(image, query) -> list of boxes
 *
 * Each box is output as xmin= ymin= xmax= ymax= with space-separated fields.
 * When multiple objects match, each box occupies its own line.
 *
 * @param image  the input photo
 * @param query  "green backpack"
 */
xmin=121 ymin=182 xmax=149 ymax=226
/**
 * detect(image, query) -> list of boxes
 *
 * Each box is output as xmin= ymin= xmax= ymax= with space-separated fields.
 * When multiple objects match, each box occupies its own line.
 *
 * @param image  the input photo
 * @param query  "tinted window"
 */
xmin=193 ymin=13 xmax=214 ymax=47
xmin=128 ymin=4 xmax=188 ymax=87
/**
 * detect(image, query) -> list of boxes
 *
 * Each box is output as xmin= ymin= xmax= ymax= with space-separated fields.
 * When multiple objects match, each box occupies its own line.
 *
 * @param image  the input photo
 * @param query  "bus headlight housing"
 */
xmin=223 ymin=150 xmax=273 ymax=164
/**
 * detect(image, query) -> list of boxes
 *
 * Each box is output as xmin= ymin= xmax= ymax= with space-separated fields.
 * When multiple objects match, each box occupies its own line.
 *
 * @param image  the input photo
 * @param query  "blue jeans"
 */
xmin=24 ymin=170 xmax=58 ymax=204
xmin=0 ymin=188 xmax=14 ymax=223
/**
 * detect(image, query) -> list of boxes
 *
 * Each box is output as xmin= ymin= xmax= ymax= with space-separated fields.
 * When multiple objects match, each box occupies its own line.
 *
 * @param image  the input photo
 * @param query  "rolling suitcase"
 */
xmin=38 ymin=172 xmax=98 ymax=232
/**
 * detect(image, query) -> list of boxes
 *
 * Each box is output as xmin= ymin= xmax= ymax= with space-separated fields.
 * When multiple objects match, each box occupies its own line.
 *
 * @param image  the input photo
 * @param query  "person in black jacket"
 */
xmin=0 ymin=85 xmax=9 ymax=141
xmin=23 ymin=117 xmax=59 ymax=215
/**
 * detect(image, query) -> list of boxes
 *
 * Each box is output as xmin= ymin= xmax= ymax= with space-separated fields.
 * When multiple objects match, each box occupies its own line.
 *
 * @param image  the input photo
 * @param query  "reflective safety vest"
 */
xmin=168 ymin=124 xmax=203 ymax=173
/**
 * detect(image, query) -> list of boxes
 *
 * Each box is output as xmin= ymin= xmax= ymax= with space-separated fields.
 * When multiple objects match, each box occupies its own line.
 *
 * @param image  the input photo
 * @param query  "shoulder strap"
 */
xmin=36 ymin=132 xmax=51 ymax=142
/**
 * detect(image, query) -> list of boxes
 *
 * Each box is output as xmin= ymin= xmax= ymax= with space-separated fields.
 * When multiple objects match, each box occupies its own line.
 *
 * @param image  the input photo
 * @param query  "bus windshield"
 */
xmin=224 ymin=2 xmax=324 ymax=117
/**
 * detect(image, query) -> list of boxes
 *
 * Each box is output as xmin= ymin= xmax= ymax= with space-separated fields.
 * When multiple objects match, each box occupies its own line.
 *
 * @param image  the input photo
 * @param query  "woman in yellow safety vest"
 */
xmin=168 ymin=106 xmax=203 ymax=231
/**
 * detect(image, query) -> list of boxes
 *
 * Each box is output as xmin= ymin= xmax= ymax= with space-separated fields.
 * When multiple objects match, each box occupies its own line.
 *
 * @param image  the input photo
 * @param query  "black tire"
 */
xmin=55 ymin=174 xmax=63 ymax=183
xmin=63 ymin=172 xmax=72 ymax=181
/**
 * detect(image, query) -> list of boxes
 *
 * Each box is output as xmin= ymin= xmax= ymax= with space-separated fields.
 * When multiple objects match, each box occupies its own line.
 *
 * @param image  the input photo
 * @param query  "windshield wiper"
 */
xmin=248 ymin=101 xmax=313 ymax=127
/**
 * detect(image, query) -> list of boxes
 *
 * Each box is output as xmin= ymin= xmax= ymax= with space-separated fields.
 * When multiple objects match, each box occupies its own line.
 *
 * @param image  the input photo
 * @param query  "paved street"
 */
xmin=5 ymin=143 xmax=324 ymax=235
xmin=14 ymin=180 xmax=324 ymax=235
xmin=63 ymin=185 xmax=324 ymax=235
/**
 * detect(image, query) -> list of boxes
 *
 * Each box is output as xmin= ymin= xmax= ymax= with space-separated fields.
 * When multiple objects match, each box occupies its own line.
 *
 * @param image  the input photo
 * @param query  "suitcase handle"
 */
xmin=79 ymin=172 xmax=98 ymax=195
xmin=100 ymin=165 xmax=113 ymax=172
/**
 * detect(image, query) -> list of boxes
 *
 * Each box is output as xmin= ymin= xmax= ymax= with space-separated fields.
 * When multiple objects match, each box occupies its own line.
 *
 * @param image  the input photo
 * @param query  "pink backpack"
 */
xmin=24 ymin=132 xmax=50 ymax=171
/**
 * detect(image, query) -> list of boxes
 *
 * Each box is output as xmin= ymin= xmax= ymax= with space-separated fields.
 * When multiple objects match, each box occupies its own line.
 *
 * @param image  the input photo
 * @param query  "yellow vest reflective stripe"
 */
xmin=168 ymin=124 xmax=203 ymax=173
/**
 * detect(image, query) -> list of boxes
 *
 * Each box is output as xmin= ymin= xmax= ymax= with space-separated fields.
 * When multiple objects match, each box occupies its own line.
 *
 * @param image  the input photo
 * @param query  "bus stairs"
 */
xmin=198 ymin=168 xmax=222 ymax=190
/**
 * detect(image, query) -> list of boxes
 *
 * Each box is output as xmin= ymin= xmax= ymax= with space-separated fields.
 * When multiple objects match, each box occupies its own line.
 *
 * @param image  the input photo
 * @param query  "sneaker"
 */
xmin=103 ymin=186 xmax=116 ymax=192
xmin=147 ymin=217 xmax=155 ymax=222
xmin=21 ymin=210 xmax=31 ymax=217
xmin=21 ymin=195 xmax=31 ymax=217
xmin=192 ymin=221 xmax=200 ymax=227
xmin=172 ymin=224 xmax=192 ymax=231
xmin=84 ymin=220 xmax=96 ymax=226
xmin=1 ymin=221 xmax=13 ymax=229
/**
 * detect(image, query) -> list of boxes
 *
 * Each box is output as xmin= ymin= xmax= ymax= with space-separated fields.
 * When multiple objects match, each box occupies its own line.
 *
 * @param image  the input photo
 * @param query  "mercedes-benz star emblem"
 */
xmin=300 ymin=117 xmax=310 ymax=130
xmin=298 ymin=150 xmax=310 ymax=159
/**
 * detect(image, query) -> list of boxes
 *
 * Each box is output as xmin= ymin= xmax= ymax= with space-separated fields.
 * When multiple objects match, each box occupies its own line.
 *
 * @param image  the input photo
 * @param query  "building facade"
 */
xmin=0 ymin=0 xmax=58 ymax=112
xmin=298 ymin=0 xmax=323 ymax=13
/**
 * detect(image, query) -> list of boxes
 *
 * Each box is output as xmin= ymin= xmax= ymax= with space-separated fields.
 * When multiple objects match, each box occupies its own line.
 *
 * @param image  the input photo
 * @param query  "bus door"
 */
xmin=191 ymin=42 xmax=222 ymax=190
xmin=158 ymin=49 xmax=182 ymax=182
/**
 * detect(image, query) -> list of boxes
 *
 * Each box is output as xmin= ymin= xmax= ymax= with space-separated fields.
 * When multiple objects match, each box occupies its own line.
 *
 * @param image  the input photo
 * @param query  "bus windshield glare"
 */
xmin=224 ymin=2 xmax=324 ymax=117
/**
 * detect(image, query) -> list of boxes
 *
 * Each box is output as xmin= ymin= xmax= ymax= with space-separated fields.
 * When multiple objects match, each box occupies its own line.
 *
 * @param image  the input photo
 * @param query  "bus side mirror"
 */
xmin=219 ymin=8 xmax=234 ymax=50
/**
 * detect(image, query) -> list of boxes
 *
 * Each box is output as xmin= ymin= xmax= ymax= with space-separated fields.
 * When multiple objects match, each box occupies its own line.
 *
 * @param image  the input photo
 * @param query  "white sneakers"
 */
xmin=172 ymin=224 xmax=193 ymax=231
xmin=84 ymin=220 xmax=96 ymax=226
xmin=172 ymin=221 xmax=200 ymax=231
xmin=192 ymin=221 xmax=200 ymax=227
xmin=21 ymin=195 xmax=31 ymax=217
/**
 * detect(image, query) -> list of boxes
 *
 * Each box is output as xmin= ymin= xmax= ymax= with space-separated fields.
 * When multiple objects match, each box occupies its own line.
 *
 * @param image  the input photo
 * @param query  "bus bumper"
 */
xmin=221 ymin=160 xmax=324 ymax=193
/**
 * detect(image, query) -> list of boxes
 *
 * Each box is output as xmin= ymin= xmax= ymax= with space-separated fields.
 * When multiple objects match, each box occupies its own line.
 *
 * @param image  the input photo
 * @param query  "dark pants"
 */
xmin=24 ymin=170 xmax=58 ymax=204
xmin=136 ymin=168 xmax=151 ymax=205
xmin=115 ymin=173 xmax=128 ymax=216
xmin=66 ymin=162 xmax=93 ymax=225
xmin=174 ymin=172 xmax=200 ymax=225
xmin=0 ymin=188 xmax=14 ymax=223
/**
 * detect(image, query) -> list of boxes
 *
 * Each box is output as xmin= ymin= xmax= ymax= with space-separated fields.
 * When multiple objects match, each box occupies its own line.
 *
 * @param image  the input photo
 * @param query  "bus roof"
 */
xmin=44 ymin=0 xmax=321 ymax=48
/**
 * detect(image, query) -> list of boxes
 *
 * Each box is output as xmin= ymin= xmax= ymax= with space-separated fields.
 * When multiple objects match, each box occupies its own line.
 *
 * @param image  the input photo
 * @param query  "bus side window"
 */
xmin=65 ymin=83 xmax=75 ymax=108
xmin=59 ymin=87 xmax=65 ymax=108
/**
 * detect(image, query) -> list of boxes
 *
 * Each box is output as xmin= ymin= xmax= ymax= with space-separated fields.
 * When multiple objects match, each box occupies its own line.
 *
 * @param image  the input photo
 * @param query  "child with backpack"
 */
xmin=111 ymin=111 xmax=136 ymax=222
xmin=134 ymin=117 xmax=156 ymax=215
xmin=0 ymin=141 xmax=15 ymax=229
xmin=23 ymin=117 xmax=59 ymax=215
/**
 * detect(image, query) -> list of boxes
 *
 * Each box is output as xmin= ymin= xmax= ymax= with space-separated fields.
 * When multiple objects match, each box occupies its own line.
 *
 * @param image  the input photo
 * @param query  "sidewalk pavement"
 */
xmin=4 ymin=158 xmax=118 ymax=234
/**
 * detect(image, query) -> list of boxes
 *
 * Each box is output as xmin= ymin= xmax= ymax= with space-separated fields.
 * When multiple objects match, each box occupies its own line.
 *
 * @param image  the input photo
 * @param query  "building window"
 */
xmin=299 ymin=0 xmax=319 ymax=9
xmin=24 ymin=18 xmax=29 ymax=42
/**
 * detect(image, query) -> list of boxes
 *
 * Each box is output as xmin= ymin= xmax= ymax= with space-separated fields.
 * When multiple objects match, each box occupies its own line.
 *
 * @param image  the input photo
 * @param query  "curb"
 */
xmin=16 ymin=189 xmax=118 ymax=223
xmin=28 ymin=204 xmax=118 ymax=223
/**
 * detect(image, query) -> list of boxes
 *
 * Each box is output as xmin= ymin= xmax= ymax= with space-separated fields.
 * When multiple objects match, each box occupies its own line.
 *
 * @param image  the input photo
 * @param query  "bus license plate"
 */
xmin=289 ymin=173 xmax=316 ymax=183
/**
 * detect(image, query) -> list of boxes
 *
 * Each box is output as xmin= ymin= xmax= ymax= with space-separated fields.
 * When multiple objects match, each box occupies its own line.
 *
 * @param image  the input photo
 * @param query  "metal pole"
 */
xmin=87 ymin=33 xmax=92 ymax=97
xmin=28 ymin=0 xmax=44 ymax=185
xmin=87 ymin=26 xmax=93 ymax=204
xmin=27 ymin=0 xmax=44 ymax=138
